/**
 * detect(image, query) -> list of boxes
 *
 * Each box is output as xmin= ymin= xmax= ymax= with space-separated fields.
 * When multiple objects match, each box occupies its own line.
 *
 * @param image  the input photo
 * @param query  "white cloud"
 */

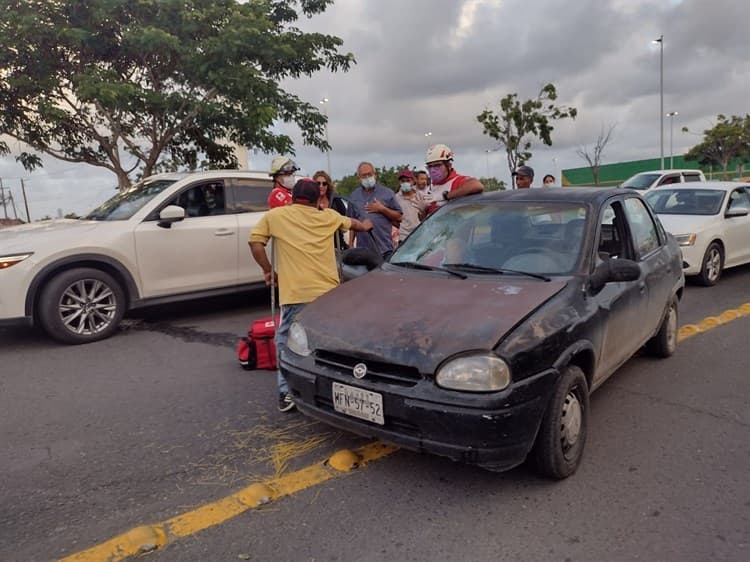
xmin=2 ymin=0 xmax=748 ymax=215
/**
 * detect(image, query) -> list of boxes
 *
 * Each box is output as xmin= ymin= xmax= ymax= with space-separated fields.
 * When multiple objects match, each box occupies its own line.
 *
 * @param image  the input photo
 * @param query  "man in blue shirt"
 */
xmin=348 ymin=161 xmax=403 ymax=259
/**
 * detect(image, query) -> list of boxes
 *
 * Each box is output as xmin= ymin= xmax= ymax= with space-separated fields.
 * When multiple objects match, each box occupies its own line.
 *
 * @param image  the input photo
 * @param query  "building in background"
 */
xmin=562 ymin=155 xmax=748 ymax=187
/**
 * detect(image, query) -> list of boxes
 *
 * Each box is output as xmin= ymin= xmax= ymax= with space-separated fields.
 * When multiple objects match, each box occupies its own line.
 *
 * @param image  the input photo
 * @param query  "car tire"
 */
xmin=646 ymin=297 xmax=679 ymax=358
xmin=38 ymin=268 xmax=125 ymax=345
xmin=531 ymin=365 xmax=589 ymax=480
xmin=697 ymin=242 xmax=723 ymax=286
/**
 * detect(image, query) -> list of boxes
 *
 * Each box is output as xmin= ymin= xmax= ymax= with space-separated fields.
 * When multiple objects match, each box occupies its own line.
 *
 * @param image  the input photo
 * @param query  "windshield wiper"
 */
xmin=391 ymin=261 xmax=468 ymax=279
xmin=443 ymin=262 xmax=551 ymax=282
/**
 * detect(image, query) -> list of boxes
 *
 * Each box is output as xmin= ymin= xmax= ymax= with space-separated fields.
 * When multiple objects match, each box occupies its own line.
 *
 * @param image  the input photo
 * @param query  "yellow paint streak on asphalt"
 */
xmin=59 ymin=441 xmax=399 ymax=562
xmin=677 ymin=301 xmax=750 ymax=342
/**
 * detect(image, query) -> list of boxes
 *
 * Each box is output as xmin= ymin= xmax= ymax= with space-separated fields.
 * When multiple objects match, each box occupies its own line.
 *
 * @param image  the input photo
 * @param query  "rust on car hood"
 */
xmin=298 ymin=269 xmax=567 ymax=374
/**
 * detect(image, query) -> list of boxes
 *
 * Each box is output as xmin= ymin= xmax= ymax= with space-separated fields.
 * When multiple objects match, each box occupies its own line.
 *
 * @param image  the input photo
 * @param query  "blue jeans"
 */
xmin=276 ymin=303 xmax=306 ymax=394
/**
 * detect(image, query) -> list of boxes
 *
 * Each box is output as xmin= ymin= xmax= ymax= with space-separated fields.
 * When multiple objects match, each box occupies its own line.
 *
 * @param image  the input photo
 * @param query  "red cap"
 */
xmin=398 ymin=169 xmax=415 ymax=180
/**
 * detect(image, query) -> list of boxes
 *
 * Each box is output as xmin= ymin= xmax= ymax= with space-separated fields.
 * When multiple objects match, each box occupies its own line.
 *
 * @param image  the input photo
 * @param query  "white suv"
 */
xmin=620 ymin=169 xmax=706 ymax=193
xmin=0 ymin=170 xmax=275 ymax=344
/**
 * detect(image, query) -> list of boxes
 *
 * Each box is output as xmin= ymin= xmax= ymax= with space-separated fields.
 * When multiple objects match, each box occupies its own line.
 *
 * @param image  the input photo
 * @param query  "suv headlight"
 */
xmin=674 ymin=233 xmax=696 ymax=246
xmin=287 ymin=321 xmax=311 ymax=357
xmin=0 ymin=253 xmax=34 ymax=270
xmin=435 ymin=354 xmax=510 ymax=392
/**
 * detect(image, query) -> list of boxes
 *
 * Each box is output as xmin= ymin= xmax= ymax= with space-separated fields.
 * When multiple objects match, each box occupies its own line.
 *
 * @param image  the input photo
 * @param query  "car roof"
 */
xmin=475 ymin=187 xmax=626 ymax=205
xmin=631 ymin=169 xmax=704 ymax=175
xmin=143 ymin=170 xmax=272 ymax=181
xmin=645 ymin=181 xmax=750 ymax=192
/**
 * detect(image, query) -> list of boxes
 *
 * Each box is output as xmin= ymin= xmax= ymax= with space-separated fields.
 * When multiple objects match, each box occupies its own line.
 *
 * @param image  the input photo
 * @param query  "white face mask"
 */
xmin=361 ymin=176 xmax=376 ymax=189
xmin=279 ymin=175 xmax=296 ymax=190
xmin=400 ymin=182 xmax=413 ymax=193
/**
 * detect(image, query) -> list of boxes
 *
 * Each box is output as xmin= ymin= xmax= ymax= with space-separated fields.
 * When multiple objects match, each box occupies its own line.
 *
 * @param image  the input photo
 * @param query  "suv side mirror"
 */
xmin=589 ymin=258 xmax=641 ymax=292
xmin=158 ymin=205 xmax=186 ymax=228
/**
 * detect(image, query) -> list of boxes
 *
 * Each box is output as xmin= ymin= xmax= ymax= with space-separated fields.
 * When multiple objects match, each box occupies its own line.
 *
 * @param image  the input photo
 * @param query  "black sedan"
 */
xmin=280 ymin=188 xmax=685 ymax=479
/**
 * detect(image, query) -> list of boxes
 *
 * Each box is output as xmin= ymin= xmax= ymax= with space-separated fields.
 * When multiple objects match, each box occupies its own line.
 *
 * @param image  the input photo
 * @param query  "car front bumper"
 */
xmin=281 ymin=354 xmax=559 ymax=471
xmin=679 ymin=243 xmax=704 ymax=275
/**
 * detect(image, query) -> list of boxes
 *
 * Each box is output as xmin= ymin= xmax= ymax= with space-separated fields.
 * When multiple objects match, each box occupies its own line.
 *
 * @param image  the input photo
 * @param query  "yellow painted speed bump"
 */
xmin=60 ymin=441 xmax=399 ymax=562
xmin=678 ymin=302 xmax=750 ymax=342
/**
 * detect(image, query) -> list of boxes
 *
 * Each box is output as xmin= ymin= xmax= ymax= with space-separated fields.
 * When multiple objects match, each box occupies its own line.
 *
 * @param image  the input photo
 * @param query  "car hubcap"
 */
xmin=58 ymin=279 xmax=117 ymax=335
xmin=705 ymin=248 xmax=721 ymax=281
xmin=560 ymin=390 xmax=582 ymax=455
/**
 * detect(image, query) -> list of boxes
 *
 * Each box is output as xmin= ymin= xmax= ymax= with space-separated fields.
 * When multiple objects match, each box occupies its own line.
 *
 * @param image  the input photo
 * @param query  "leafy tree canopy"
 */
xmin=477 ymin=83 xmax=576 ymax=187
xmin=684 ymin=114 xmax=750 ymax=175
xmin=0 ymin=0 xmax=354 ymax=189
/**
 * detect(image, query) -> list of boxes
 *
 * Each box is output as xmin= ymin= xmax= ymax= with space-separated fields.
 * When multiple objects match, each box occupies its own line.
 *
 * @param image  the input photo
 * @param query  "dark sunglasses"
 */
xmin=317 ymin=181 xmax=329 ymax=187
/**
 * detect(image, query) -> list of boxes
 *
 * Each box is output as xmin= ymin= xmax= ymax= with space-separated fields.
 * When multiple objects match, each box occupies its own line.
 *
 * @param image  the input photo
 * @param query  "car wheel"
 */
xmin=531 ymin=365 xmax=589 ymax=480
xmin=38 ymin=268 xmax=125 ymax=344
xmin=697 ymin=242 xmax=723 ymax=286
xmin=646 ymin=297 xmax=679 ymax=358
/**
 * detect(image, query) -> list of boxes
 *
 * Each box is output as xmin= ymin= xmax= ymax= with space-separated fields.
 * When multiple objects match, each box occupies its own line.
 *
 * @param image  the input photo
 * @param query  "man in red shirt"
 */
xmin=423 ymin=144 xmax=484 ymax=214
xmin=267 ymin=156 xmax=299 ymax=208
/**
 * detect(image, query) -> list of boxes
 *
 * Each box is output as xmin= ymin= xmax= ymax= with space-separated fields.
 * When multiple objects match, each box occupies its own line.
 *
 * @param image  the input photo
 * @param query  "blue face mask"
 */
xmin=400 ymin=182 xmax=413 ymax=193
xmin=361 ymin=176 xmax=376 ymax=189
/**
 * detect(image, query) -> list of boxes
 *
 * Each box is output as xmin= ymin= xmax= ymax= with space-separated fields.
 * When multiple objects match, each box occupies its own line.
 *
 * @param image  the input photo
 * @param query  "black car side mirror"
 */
xmin=340 ymin=247 xmax=383 ymax=282
xmin=589 ymin=258 xmax=641 ymax=292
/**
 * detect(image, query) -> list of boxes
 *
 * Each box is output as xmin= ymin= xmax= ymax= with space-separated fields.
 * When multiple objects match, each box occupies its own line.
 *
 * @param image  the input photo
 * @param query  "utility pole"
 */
xmin=0 ymin=178 xmax=8 ymax=220
xmin=8 ymin=191 xmax=18 ymax=220
xmin=21 ymin=179 xmax=31 ymax=222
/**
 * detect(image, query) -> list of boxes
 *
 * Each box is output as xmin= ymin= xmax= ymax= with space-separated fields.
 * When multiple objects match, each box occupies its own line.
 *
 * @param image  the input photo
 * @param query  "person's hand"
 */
xmin=362 ymin=219 xmax=374 ymax=231
xmin=364 ymin=199 xmax=386 ymax=214
xmin=263 ymin=270 xmax=278 ymax=286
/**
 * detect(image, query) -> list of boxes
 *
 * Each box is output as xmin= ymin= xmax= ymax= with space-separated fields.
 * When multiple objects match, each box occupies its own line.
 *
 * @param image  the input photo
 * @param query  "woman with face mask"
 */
xmin=423 ymin=144 xmax=484 ymax=215
xmin=394 ymin=169 xmax=428 ymax=244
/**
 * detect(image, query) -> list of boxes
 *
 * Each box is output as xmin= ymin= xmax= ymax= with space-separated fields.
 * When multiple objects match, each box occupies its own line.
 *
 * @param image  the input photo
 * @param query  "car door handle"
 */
xmin=214 ymin=229 xmax=235 ymax=237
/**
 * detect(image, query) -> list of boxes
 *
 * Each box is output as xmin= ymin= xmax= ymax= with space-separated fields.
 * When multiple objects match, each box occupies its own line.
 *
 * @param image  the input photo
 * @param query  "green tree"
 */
xmin=478 ymin=177 xmax=506 ymax=191
xmin=684 ymin=114 xmax=750 ymax=178
xmin=477 ymin=84 xmax=577 ymax=188
xmin=0 ymin=0 xmax=354 ymax=190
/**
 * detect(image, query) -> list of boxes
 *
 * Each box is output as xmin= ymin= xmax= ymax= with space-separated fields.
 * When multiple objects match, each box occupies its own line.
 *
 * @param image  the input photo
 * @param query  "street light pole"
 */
xmin=666 ymin=111 xmax=679 ymax=169
xmin=424 ymin=131 xmax=432 ymax=148
xmin=319 ymin=98 xmax=331 ymax=175
xmin=653 ymin=35 xmax=664 ymax=170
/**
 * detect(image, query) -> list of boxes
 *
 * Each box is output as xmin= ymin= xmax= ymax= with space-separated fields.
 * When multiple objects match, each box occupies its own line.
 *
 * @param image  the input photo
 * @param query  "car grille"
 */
xmin=314 ymin=350 xmax=423 ymax=387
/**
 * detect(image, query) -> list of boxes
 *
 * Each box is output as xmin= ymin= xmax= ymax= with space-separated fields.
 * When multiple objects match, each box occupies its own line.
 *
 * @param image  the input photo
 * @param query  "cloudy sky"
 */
xmin=1 ymin=0 xmax=748 ymax=220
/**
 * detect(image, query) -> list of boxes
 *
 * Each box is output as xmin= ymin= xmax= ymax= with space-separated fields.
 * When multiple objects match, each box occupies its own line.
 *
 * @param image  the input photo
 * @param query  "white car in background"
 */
xmin=621 ymin=169 xmax=706 ymax=193
xmin=0 ymin=170 xmax=275 ymax=344
xmin=645 ymin=181 xmax=750 ymax=285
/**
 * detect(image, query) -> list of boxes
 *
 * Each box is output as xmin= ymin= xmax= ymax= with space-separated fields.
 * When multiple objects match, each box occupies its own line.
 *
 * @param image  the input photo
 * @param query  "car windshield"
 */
xmin=83 ymin=179 xmax=177 ymax=221
xmin=621 ymin=173 xmax=661 ymax=190
xmin=391 ymin=201 xmax=588 ymax=276
xmin=645 ymin=189 xmax=725 ymax=215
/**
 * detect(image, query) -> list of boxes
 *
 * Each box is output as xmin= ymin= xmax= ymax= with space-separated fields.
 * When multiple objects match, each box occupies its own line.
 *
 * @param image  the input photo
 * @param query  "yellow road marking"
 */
xmin=60 ymin=301 xmax=750 ymax=561
xmin=59 ymin=441 xmax=399 ymax=562
xmin=678 ymin=302 xmax=750 ymax=342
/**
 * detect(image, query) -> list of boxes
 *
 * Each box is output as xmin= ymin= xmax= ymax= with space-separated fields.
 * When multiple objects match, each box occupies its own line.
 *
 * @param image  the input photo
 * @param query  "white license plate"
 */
xmin=332 ymin=382 xmax=384 ymax=425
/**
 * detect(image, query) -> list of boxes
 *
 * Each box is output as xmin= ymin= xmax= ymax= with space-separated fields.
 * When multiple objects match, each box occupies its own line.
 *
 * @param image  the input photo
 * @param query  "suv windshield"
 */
xmin=622 ymin=173 xmax=661 ymax=190
xmin=392 ymin=201 xmax=587 ymax=276
xmin=84 ymin=179 xmax=177 ymax=221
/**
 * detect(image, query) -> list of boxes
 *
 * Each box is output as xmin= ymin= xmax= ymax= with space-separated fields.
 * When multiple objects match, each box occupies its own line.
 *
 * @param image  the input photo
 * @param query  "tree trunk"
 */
xmin=116 ymin=169 xmax=132 ymax=192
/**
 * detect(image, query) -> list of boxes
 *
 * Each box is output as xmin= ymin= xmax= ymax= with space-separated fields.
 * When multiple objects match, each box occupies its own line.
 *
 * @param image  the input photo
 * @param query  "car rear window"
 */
xmin=230 ymin=178 xmax=273 ymax=212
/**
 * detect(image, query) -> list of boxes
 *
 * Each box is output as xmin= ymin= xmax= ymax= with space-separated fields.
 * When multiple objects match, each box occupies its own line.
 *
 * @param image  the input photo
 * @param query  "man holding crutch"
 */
xmin=249 ymin=179 xmax=373 ymax=412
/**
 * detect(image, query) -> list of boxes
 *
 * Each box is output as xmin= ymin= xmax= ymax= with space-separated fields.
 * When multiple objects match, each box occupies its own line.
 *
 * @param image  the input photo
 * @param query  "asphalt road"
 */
xmin=1 ymin=265 xmax=749 ymax=562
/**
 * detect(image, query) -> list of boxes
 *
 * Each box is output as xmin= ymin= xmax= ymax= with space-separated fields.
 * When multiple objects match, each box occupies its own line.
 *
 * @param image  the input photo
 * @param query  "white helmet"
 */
xmin=269 ymin=156 xmax=298 ymax=177
xmin=425 ymin=144 xmax=454 ymax=165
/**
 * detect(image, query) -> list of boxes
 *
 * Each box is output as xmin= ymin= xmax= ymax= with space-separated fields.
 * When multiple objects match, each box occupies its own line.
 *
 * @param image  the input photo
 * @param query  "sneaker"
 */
xmin=278 ymin=392 xmax=296 ymax=413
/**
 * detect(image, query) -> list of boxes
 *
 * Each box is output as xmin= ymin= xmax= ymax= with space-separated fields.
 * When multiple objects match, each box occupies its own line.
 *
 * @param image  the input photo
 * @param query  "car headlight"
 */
xmin=435 ymin=354 xmax=510 ymax=392
xmin=286 ymin=321 xmax=311 ymax=356
xmin=674 ymin=233 xmax=696 ymax=246
xmin=0 ymin=252 xmax=34 ymax=270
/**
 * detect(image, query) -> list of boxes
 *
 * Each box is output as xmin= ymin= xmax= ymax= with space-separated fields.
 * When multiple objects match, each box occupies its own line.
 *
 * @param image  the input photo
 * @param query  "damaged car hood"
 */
xmin=298 ymin=268 xmax=567 ymax=374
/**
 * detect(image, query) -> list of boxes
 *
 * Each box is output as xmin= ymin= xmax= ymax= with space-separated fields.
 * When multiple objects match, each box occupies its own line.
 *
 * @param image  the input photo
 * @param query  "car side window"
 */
xmin=596 ymin=202 xmax=632 ymax=262
xmin=657 ymin=174 xmax=680 ymax=186
xmin=229 ymin=178 xmax=273 ymax=213
xmin=727 ymin=188 xmax=750 ymax=211
xmin=171 ymin=181 xmax=226 ymax=217
xmin=623 ymin=198 xmax=660 ymax=258
xmin=682 ymin=173 xmax=701 ymax=182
